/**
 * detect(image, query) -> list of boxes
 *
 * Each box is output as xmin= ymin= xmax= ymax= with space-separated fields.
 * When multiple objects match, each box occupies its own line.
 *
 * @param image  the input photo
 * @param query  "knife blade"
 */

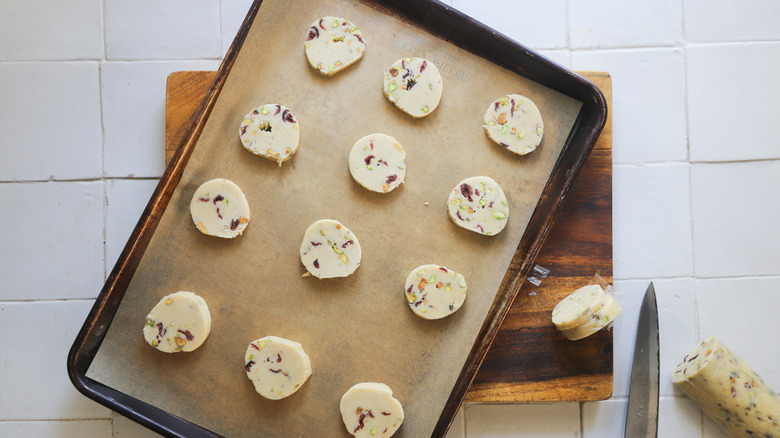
xmin=624 ymin=282 xmax=660 ymax=438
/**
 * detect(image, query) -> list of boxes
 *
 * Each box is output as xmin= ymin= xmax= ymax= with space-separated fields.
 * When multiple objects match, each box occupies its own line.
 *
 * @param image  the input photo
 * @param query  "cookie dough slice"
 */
xmin=483 ymin=94 xmax=544 ymax=155
xmin=239 ymin=104 xmax=300 ymax=165
xmin=143 ymin=291 xmax=211 ymax=353
xmin=304 ymin=16 xmax=366 ymax=76
xmin=383 ymin=57 xmax=443 ymax=118
xmin=244 ymin=336 xmax=312 ymax=400
xmin=340 ymin=382 xmax=404 ymax=438
xmin=672 ymin=337 xmax=780 ymax=438
xmin=551 ymin=284 xmax=610 ymax=331
xmin=405 ymin=265 xmax=467 ymax=320
xmin=349 ymin=134 xmax=406 ymax=193
xmin=190 ymin=178 xmax=250 ymax=238
xmin=559 ymin=294 xmax=622 ymax=341
xmin=447 ymin=176 xmax=509 ymax=236
xmin=300 ymin=219 xmax=362 ymax=278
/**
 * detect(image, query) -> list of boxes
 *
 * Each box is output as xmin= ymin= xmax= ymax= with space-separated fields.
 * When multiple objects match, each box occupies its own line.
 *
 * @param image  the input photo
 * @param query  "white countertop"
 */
xmin=1 ymin=0 xmax=779 ymax=437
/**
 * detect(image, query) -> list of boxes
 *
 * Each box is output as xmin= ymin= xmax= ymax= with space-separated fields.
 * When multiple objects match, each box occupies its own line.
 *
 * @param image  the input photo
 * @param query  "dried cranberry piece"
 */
xmin=313 ymin=259 xmax=320 ymax=269
xmin=456 ymin=211 xmax=464 ymax=221
xmin=252 ymin=109 xmax=259 ymax=115
xmin=420 ymin=60 xmax=427 ymax=73
xmin=510 ymin=98 xmax=516 ymax=116
xmin=439 ymin=267 xmax=448 ymax=272
xmin=475 ymin=189 xmax=480 ymax=196
xmin=355 ymin=33 xmax=364 ymax=44
xmin=156 ymin=322 xmax=165 ymax=337
xmin=406 ymin=284 xmax=413 ymax=293
xmin=198 ymin=197 xmax=210 ymax=203
xmin=216 ymin=208 xmax=222 ymax=219
xmin=406 ymin=79 xmax=416 ymax=90
xmin=178 ymin=329 xmax=194 ymax=341
xmin=488 ymin=201 xmax=494 ymax=208
xmin=318 ymin=18 xmax=326 ymax=29
xmin=213 ymin=195 xmax=224 ymax=204
xmin=500 ymin=142 xmax=509 ymax=148
xmin=476 ymin=224 xmax=485 ymax=233
xmin=386 ymin=174 xmax=397 ymax=183
xmin=276 ymin=353 xmax=282 ymax=363
xmin=240 ymin=125 xmax=248 ymax=136
xmin=402 ymin=69 xmax=410 ymax=79
xmin=354 ymin=413 xmax=367 ymax=432
xmin=341 ymin=240 xmax=353 ymax=248
xmin=306 ymin=26 xmax=319 ymax=41
xmin=250 ymin=343 xmax=260 ymax=351
xmin=282 ymin=109 xmax=295 ymax=123
xmin=367 ymin=410 xmax=375 ymax=418
xmin=230 ymin=219 xmax=240 ymax=230
xmin=311 ymin=241 xmax=322 ymax=246
xmin=381 ymin=411 xmax=391 ymax=416
xmin=494 ymin=101 xmax=500 ymax=111
xmin=274 ymin=104 xmax=281 ymax=116
xmin=377 ymin=159 xmax=388 ymax=166
xmin=460 ymin=183 xmax=474 ymax=202
xmin=245 ymin=360 xmax=255 ymax=372
xmin=364 ymin=155 xmax=374 ymax=165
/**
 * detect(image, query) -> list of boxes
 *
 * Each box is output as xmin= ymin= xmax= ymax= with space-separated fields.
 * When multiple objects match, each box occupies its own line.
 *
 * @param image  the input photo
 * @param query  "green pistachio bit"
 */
xmin=501 ymin=125 xmax=509 ymax=135
xmin=479 ymin=199 xmax=487 ymax=207
xmin=388 ymin=83 xmax=397 ymax=91
xmin=351 ymin=27 xmax=358 ymax=32
xmin=485 ymin=231 xmax=493 ymax=236
xmin=223 ymin=198 xmax=228 ymax=204
xmin=421 ymin=307 xmax=427 ymax=313
xmin=331 ymin=243 xmax=343 ymax=254
xmin=332 ymin=19 xmax=339 ymax=27
xmin=518 ymin=131 xmax=525 ymax=139
xmin=328 ymin=64 xmax=335 ymax=71
xmin=421 ymin=105 xmax=429 ymax=113
xmin=146 ymin=318 xmax=155 ymax=327
xmin=366 ymin=164 xmax=373 ymax=170
xmin=398 ymin=164 xmax=405 ymax=169
xmin=492 ymin=211 xmax=507 ymax=220
xmin=428 ymin=83 xmax=433 ymax=90
xmin=536 ymin=126 xmax=543 ymax=136
xmin=501 ymin=200 xmax=507 ymax=207
xmin=260 ymin=107 xmax=269 ymax=115
xmin=333 ymin=35 xmax=345 ymax=42
xmin=406 ymin=293 xmax=416 ymax=303
xmin=370 ymin=428 xmax=377 ymax=435
xmin=459 ymin=278 xmax=467 ymax=288
xmin=305 ymin=42 xmax=310 ymax=48
xmin=429 ymin=274 xmax=436 ymax=283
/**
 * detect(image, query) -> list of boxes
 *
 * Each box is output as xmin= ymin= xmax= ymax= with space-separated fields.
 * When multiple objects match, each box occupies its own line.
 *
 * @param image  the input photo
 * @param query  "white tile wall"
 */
xmin=2 ymin=0 xmax=779 ymax=437
xmin=0 ymin=301 xmax=110 ymax=420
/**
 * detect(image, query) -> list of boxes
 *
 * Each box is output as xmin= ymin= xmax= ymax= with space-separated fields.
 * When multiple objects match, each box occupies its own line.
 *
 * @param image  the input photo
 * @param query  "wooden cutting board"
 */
xmin=165 ymin=71 xmax=613 ymax=402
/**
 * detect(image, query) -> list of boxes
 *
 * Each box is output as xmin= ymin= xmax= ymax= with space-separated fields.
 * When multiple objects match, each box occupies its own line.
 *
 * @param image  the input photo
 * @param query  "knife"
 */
xmin=624 ymin=282 xmax=660 ymax=438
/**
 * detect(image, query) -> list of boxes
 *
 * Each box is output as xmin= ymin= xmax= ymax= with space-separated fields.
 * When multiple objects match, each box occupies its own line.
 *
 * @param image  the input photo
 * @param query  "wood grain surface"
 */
xmin=165 ymin=70 xmax=613 ymax=403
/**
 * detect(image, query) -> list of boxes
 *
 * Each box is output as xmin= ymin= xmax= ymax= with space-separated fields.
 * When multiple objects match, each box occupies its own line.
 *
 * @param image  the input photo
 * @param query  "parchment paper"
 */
xmin=87 ymin=0 xmax=582 ymax=436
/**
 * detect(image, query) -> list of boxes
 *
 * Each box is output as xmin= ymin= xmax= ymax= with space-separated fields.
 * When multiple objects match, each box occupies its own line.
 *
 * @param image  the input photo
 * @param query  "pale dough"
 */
xmin=405 ymin=264 xmax=467 ymax=320
xmin=483 ymin=94 xmax=544 ymax=155
xmin=189 ymin=178 xmax=250 ymax=238
xmin=446 ymin=176 xmax=509 ymax=236
xmin=300 ymin=219 xmax=362 ymax=278
xmin=383 ymin=57 xmax=443 ymax=118
xmin=551 ymin=284 xmax=609 ymax=331
xmin=244 ymin=336 xmax=312 ymax=400
xmin=239 ymin=104 xmax=300 ymax=165
xmin=340 ymin=382 xmax=404 ymax=438
xmin=304 ymin=16 xmax=366 ymax=76
xmin=559 ymin=294 xmax=622 ymax=341
xmin=348 ymin=133 xmax=406 ymax=193
xmin=143 ymin=291 xmax=211 ymax=353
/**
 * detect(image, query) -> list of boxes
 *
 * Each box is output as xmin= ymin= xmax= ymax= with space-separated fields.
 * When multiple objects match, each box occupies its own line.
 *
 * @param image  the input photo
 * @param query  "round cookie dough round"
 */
xmin=483 ymin=94 xmax=544 ymax=155
xmin=239 ymin=104 xmax=300 ymax=165
xmin=348 ymin=134 xmax=406 ymax=193
xmin=300 ymin=219 xmax=362 ymax=278
xmin=304 ymin=16 xmax=366 ymax=76
xmin=244 ymin=336 xmax=312 ymax=400
xmin=190 ymin=178 xmax=250 ymax=238
xmin=382 ymin=57 xmax=443 ymax=118
xmin=551 ymin=284 xmax=609 ymax=331
xmin=340 ymin=382 xmax=404 ymax=438
xmin=446 ymin=176 xmax=509 ymax=236
xmin=143 ymin=291 xmax=211 ymax=353
xmin=405 ymin=265 xmax=467 ymax=320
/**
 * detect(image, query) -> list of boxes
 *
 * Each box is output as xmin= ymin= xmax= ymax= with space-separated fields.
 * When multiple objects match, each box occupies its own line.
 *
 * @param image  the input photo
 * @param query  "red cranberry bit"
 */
xmin=383 ymin=428 xmax=388 ymax=433
xmin=475 ymin=188 xmax=480 ymax=196
xmin=245 ymin=360 xmax=255 ymax=372
xmin=369 ymin=142 xmax=374 ymax=150
xmin=177 ymin=329 xmax=194 ymax=341
xmin=311 ymin=241 xmax=322 ymax=246
xmin=341 ymin=239 xmax=353 ymax=248
xmin=731 ymin=386 xmax=737 ymax=398
xmin=306 ymin=26 xmax=319 ymax=41
xmin=406 ymin=284 xmax=413 ymax=293
xmin=216 ymin=208 xmax=222 ymax=219
xmin=377 ymin=159 xmax=388 ymax=166
xmin=402 ymin=69 xmax=410 ymax=79
xmin=385 ymin=174 xmax=397 ymax=183
xmin=282 ymin=109 xmax=296 ymax=123
xmin=269 ymin=368 xmax=289 ymax=377
xmin=488 ymin=201 xmax=494 ymax=208
xmin=414 ymin=300 xmax=423 ymax=307
xmin=212 ymin=195 xmax=224 ymax=204
xmin=449 ymin=304 xmax=454 ymax=311
xmin=355 ymin=33 xmax=364 ymax=44
xmin=456 ymin=211 xmax=464 ymax=221
xmin=510 ymin=98 xmax=516 ymax=116
xmin=240 ymin=125 xmax=248 ymax=136
xmin=381 ymin=411 xmax=391 ymax=416
xmin=420 ymin=60 xmax=427 ymax=72
xmin=367 ymin=410 xmax=374 ymax=418
xmin=438 ymin=267 xmax=448 ymax=272
xmin=476 ymin=224 xmax=485 ymax=233
xmin=250 ymin=343 xmax=260 ymax=351
xmin=364 ymin=155 xmax=374 ymax=165
xmin=274 ymin=104 xmax=281 ymax=115
xmin=500 ymin=142 xmax=509 ymax=148
xmin=354 ymin=413 xmax=367 ymax=432
xmin=313 ymin=259 xmax=320 ymax=269
xmin=401 ymin=59 xmax=406 ymax=69
xmin=276 ymin=353 xmax=282 ymax=363
xmin=230 ymin=219 xmax=240 ymax=230
xmin=156 ymin=322 xmax=166 ymax=338
xmin=198 ymin=197 xmax=210 ymax=203
xmin=460 ymin=183 xmax=474 ymax=202
xmin=494 ymin=101 xmax=500 ymax=111
xmin=319 ymin=18 xmax=326 ymax=29
xmin=252 ymin=109 xmax=259 ymax=115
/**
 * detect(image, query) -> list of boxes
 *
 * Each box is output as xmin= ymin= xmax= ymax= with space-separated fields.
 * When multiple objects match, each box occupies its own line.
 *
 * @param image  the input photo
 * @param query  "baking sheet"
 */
xmin=87 ymin=0 xmax=582 ymax=436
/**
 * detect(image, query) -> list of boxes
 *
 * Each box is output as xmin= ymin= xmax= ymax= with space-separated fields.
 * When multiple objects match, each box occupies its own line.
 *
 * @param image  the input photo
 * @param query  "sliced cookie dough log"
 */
xmin=559 ymin=294 xmax=622 ymax=341
xmin=239 ymin=104 xmax=300 ymax=165
xmin=143 ymin=291 xmax=211 ymax=353
xmin=348 ymin=133 xmax=406 ymax=193
xmin=304 ymin=16 xmax=366 ymax=76
xmin=551 ymin=284 xmax=610 ymax=331
xmin=446 ymin=176 xmax=509 ymax=236
xmin=190 ymin=178 xmax=250 ymax=238
xmin=383 ymin=57 xmax=443 ymax=118
xmin=340 ymin=382 xmax=404 ymax=438
xmin=244 ymin=336 xmax=312 ymax=400
xmin=673 ymin=337 xmax=780 ymax=438
xmin=483 ymin=94 xmax=544 ymax=155
xmin=405 ymin=264 xmax=467 ymax=320
xmin=300 ymin=219 xmax=362 ymax=278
